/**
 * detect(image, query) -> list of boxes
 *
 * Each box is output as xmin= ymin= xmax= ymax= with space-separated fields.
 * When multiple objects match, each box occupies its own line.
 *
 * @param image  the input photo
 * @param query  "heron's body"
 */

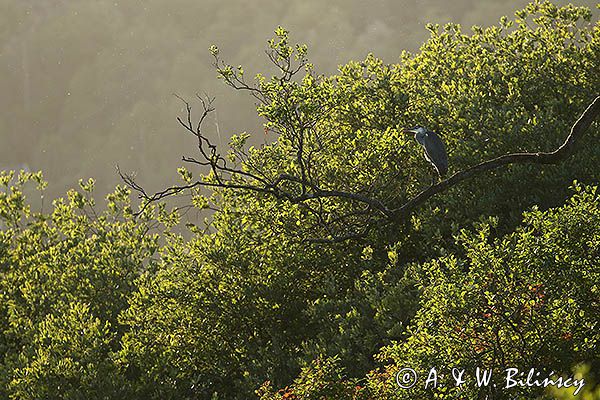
xmin=406 ymin=126 xmax=448 ymax=179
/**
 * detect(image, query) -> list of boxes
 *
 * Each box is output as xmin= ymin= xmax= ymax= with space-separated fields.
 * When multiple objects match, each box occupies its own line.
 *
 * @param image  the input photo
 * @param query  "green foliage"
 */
xmin=373 ymin=182 xmax=600 ymax=399
xmin=0 ymin=2 xmax=599 ymax=399
xmin=9 ymin=302 xmax=118 ymax=399
xmin=205 ymin=1 xmax=599 ymax=397
xmin=256 ymin=357 xmax=370 ymax=400
xmin=116 ymin=194 xmax=363 ymax=398
xmin=206 ymin=0 xmax=599 ymax=248
xmin=0 ymin=171 xmax=159 ymax=399
xmin=256 ymin=183 xmax=600 ymax=399
xmin=548 ymin=364 xmax=600 ymax=399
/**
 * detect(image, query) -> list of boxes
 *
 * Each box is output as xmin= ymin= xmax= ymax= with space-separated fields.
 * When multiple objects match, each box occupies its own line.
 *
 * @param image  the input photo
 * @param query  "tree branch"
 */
xmin=393 ymin=95 xmax=600 ymax=219
xmin=120 ymin=95 xmax=599 ymax=242
xmin=121 ymin=27 xmax=600 ymax=246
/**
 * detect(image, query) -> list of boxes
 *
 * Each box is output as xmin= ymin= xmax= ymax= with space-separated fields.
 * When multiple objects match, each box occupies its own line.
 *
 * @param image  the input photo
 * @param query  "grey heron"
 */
xmin=404 ymin=126 xmax=448 ymax=183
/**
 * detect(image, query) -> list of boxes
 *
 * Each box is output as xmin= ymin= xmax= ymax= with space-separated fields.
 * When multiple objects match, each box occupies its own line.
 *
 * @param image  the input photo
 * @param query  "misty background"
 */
xmin=1 ymin=0 xmax=596 ymax=200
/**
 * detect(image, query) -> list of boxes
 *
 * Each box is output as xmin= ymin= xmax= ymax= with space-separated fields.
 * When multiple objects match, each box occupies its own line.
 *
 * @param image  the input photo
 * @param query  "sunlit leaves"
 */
xmin=1 ymin=2 xmax=599 ymax=399
xmin=0 ymin=173 xmax=159 ymax=399
xmin=373 ymin=184 xmax=600 ymax=399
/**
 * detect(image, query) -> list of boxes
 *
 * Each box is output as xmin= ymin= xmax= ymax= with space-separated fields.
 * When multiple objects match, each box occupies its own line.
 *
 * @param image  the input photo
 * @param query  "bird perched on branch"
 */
xmin=404 ymin=126 xmax=448 ymax=184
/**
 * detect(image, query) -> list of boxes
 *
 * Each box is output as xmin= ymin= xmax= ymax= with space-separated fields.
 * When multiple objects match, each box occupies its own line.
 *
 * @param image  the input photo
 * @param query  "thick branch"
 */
xmin=120 ymin=94 xmax=599 ymax=243
xmin=393 ymin=95 xmax=600 ymax=219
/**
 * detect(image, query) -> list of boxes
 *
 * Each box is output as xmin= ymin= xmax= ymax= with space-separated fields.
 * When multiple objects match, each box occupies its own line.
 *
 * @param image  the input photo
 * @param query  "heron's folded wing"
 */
xmin=424 ymin=133 xmax=448 ymax=175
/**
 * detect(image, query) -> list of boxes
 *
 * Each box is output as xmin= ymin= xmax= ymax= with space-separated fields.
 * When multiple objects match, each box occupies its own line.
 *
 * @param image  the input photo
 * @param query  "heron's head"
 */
xmin=403 ymin=126 xmax=428 ymax=143
xmin=403 ymin=126 xmax=427 ymax=135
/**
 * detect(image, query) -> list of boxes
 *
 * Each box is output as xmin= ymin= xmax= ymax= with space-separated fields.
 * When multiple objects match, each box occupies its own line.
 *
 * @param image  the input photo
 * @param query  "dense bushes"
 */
xmin=0 ymin=1 xmax=599 ymax=399
xmin=0 ymin=173 xmax=158 ymax=398
xmin=374 ymin=183 xmax=600 ymax=399
xmin=255 ymin=183 xmax=600 ymax=399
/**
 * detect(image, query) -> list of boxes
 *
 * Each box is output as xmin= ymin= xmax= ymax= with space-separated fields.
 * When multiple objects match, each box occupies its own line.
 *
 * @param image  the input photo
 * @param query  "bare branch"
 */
xmin=120 ymin=91 xmax=599 ymax=243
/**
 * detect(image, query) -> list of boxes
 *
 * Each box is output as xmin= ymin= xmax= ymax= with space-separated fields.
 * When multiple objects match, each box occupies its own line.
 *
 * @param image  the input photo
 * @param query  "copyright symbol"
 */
xmin=396 ymin=368 xmax=417 ymax=389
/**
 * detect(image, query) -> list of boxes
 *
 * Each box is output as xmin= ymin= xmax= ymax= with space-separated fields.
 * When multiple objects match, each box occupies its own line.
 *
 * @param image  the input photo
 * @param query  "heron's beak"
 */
xmin=402 ymin=128 xmax=417 ymax=134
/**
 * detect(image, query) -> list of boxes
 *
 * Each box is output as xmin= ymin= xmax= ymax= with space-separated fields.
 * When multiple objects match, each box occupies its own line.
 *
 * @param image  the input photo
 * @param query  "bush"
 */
xmin=0 ymin=171 xmax=158 ymax=399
